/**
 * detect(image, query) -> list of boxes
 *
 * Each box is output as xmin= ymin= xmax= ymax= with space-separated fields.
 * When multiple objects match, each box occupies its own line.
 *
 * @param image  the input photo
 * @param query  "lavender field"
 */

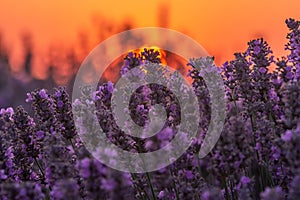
xmin=0 ymin=18 xmax=300 ymax=200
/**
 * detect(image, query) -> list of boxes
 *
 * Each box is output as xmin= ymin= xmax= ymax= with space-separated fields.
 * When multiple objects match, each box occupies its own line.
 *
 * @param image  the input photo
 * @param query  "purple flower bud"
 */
xmin=79 ymin=158 xmax=91 ymax=178
xmin=157 ymin=127 xmax=173 ymax=140
xmin=107 ymin=81 xmax=114 ymax=93
xmin=254 ymin=46 xmax=261 ymax=55
xmin=5 ymin=146 xmax=14 ymax=159
xmin=39 ymin=89 xmax=48 ymax=99
xmin=260 ymin=186 xmax=283 ymax=200
xmin=259 ymin=67 xmax=267 ymax=74
xmin=170 ymin=104 xmax=176 ymax=112
xmin=158 ymin=191 xmax=165 ymax=198
xmin=286 ymin=18 xmax=300 ymax=30
xmin=255 ymin=143 xmax=261 ymax=151
xmin=101 ymin=178 xmax=116 ymax=191
xmin=240 ymin=176 xmax=251 ymax=185
xmin=5 ymin=159 xmax=13 ymax=168
xmin=6 ymin=107 xmax=14 ymax=115
xmin=281 ymin=130 xmax=293 ymax=141
xmin=286 ymin=66 xmax=292 ymax=71
xmin=0 ymin=107 xmax=14 ymax=115
xmin=25 ymin=92 xmax=34 ymax=103
xmin=136 ymin=105 xmax=145 ymax=113
xmin=55 ymin=90 xmax=62 ymax=97
xmin=91 ymin=91 xmax=99 ymax=101
xmin=185 ymin=170 xmax=194 ymax=180
xmin=57 ymin=100 xmax=64 ymax=108
xmin=36 ymin=130 xmax=44 ymax=140
xmin=0 ymin=170 xmax=7 ymax=180
xmin=286 ymin=71 xmax=293 ymax=80
xmin=0 ymin=108 xmax=5 ymax=115
xmin=73 ymin=99 xmax=81 ymax=107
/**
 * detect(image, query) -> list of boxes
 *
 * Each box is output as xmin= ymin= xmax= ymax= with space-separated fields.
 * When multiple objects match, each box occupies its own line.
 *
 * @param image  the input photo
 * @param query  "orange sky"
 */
xmin=1 ymin=0 xmax=300 ymax=79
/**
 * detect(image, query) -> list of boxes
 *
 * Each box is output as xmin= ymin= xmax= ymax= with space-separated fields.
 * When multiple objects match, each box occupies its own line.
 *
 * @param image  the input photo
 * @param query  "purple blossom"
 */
xmin=259 ymin=67 xmax=267 ymax=74
xmin=50 ymin=179 xmax=80 ymax=200
xmin=282 ymin=130 xmax=293 ymax=141
xmin=185 ymin=170 xmax=194 ymax=180
xmin=288 ymin=175 xmax=300 ymax=199
xmin=52 ymin=87 xmax=77 ymax=140
xmin=25 ymin=93 xmax=33 ymax=103
xmin=158 ymin=190 xmax=165 ymax=199
xmin=253 ymin=45 xmax=261 ymax=55
xmin=285 ymin=18 xmax=300 ymax=81
xmin=36 ymin=130 xmax=44 ymax=140
xmin=107 ymin=81 xmax=114 ymax=93
xmin=260 ymin=186 xmax=284 ymax=200
xmin=55 ymin=90 xmax=62 ymax=97
xmin=100 ymin=178 xmax=116 ymax=191
xmin=201 ymin=187 xmax=225 ymax=200
xmin=240 ymin=176 xmax=251 ymax=185
xmin=38 ymin=89 xmax=48 ymax=99
xmin=0 ymin=182 xmax=45 ymax=200
xmin=57 ymin=100 xmax=63 ymax=108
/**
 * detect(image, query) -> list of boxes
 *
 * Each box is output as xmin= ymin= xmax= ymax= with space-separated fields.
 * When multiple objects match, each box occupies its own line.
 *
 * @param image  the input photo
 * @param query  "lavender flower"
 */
xmin=1 ymin=20 xmax=300 ymax=199
xmin=0 ymin=182 xmax=44 ymax=200
xmin=0 ymin=108 xmax=17 ymax=181
xmin=201 ymin=187 xmax=225 ymax=200
xmin=260 ymin=186 xmax=284 ymax=200
xmin=11 ymin=106 xmax=41 ymax=181
xmin=52 ymin=87 xmax=77 ymax=140
xmin=50 ymin=179 xmax=80 ymax=200
xmin=288 ymin=175 xmax=300 ymax=199
xmin=285 ymin=18 xmax=300 ymax=81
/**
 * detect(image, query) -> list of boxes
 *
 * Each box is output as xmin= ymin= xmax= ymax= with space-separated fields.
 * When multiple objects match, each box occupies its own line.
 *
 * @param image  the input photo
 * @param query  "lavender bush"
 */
xmin=0 ymin=18 xmax=300 ymax=200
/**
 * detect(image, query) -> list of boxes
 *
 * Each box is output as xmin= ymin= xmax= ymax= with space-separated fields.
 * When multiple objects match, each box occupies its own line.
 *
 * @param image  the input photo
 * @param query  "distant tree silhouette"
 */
xmin=157 ymin=3 xmax=169 ymax=28
xmin=21 ymin=32 xmax=33 ymax=77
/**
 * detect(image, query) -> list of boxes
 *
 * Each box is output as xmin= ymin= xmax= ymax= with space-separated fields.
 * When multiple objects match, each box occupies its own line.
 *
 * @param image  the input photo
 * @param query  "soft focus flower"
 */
xmin=201 ymin=187 xmax=225 ymax=200
xmin=260 ymin=186 xmax=284 ymax=200
xmin=282 ymin=130 xmax=293 ymax=141
xmin=240 ymin=176 xmax=251 ymax=185
xmin=38 ymin=89 xmax=48 ymax=99
xmin=158 ymin=190 xmax=165 ymax=199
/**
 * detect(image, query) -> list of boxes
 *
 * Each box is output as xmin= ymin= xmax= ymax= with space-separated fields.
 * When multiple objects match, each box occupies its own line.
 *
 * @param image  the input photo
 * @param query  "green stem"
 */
xmin=229 ymin=177 xmax=236 ymax=200
xmin=268 ymin=113 xmax=276 ymax=135
xmin=146 ymin=172 xmax=157 ymax=200
xmin=69 ymin=138 xmax=77 ymax=152
xmin=222 ymin=176 xmax=229 ymax=200
xmin=250 ymin=112 xmax=265 ymax=193
xmin=169 ymin=169 xmax=180 ymax=200
xmin=250 ymin=112 xmax=260 ymax=161
xmin=34 ymin=158 xmax=45 ymax=177
xmin=130 ymin=173 xmax=147 ymax=200
xmin=136 ymin=140 xmax=156 ymax=200
xmin=231 ymin=88 xmax=239 ymax=114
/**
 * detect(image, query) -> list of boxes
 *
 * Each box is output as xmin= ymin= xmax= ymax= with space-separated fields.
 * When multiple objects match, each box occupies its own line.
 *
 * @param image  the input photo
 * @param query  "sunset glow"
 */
xmin=1 ymin=0 xmax=300 ymax=79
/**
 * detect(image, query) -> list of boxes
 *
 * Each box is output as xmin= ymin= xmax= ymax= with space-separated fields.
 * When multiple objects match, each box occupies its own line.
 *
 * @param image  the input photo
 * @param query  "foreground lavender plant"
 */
xmin=0 ymin=18 xmax=300 ymax=200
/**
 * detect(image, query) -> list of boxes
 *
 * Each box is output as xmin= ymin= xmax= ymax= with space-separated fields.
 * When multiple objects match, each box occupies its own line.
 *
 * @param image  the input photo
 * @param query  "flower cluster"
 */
xmin=0 ymin=19 xmax=300 ymax=199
